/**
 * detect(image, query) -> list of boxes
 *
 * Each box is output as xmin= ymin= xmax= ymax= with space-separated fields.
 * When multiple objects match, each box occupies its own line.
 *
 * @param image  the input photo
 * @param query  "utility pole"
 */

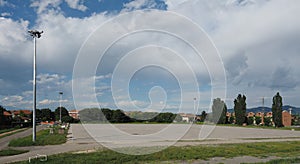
xmin=59 ymin=92 xmax=63 ymax=124
xmin=28 ymin=30 xmax=43 ymax=142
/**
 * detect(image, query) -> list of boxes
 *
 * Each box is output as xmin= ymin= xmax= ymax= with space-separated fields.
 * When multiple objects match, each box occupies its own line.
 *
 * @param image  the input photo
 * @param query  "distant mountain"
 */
xmin=228 ymin=105 xmax=300 ymax=115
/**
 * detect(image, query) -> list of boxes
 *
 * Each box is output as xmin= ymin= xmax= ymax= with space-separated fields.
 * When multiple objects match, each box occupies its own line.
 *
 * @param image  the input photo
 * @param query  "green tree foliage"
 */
xmin=40 ymin=108 xmax=54 ymax=121
xmin=0 ymin=105 xmax=6 ymax=126
xmin=61 ymin=115 xmax=74 ymax=123
xmin=229 ymin=116 xmax=235 ymax=124
xmin=272 ymin=92 xmax=283 ymax=127
xmin=79 ymin=108 xmax=105 ymax=123
xmin=54 ymin=107 xmax=69 ymax=122
xmin=126 ymin=111 xmax=158 ymax=121
xmin=150 ymin=112 xmax=176 ymax=123
xmin=234 ymin=94 xmax=247 ymax=125
xmin=111 ymin=109 xmax=132 ymax=123
xmin=212 ymin=98 xmax=227 ymax=124
xmin=199 ymin=111 xmax=207 ymax=122
xmin=255 ymin=116 xmax=262 ymax=125
xmin=101 ymin=108 xmax=113 ymax=121
xmin=264 ymin=117 xmax=272 ymax=126
xmin=247 ymin=117 xmax=254 ymax=125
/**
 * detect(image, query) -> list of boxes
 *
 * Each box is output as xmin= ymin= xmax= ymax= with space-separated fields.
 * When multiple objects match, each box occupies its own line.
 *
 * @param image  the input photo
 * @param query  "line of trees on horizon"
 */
xmin=0 ymin=106 xmax=79 ymax=129
xmin=79 ymin=108 xmax=181 ymax=123
xmin=209 ymin=92 xmax=286 ymax=127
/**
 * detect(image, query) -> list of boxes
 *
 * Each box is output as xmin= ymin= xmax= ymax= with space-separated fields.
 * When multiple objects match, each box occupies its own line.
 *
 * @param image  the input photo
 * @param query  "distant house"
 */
xmin=69 ymin=109 xmax=80 ymax=119
xmin=247 ymin=112 xmax=255 ymax=117
xmin=41 ymin=121 xmax=55 ymax=125
xmin=282 ymin=110 xmax=292 ymax=127
xmin=265 ymin=112 xmax=272 ymax=117
xmin=3 ymin=111 xmax=12 ymax=117
xmin=179 ymin=113 xmax=195 ymax=123
xmin=11 ymin=110 xmax=32 ymax=118
xmin=255 ymin=112 xmax=264 ymax=117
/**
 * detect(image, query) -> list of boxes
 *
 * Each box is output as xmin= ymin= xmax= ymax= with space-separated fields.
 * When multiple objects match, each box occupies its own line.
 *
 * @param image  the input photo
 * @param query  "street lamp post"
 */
xmin=59 ymin=92 xmax=63 ymax=124
xmin=28 ymin=30 xmax=43 ymax=142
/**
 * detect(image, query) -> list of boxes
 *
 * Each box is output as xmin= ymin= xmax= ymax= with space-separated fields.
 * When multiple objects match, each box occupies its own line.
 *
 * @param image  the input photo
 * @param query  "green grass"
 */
xmin=13 ymin=141 xmax=300 ymax=164
xmin=264 ymin=157 xmax=300 ymax=164
xmin=9 ymin=128 xmax=67 ymax=147
xmin=0 ymin=128 xmax=18 ymax=134
xmin=216 ymin=124 xmax=300 ymax=131
xmin=0 ymin=128 xmax=28 ymax=139
xmin=0 ymin=149 xmax=29 ymax=156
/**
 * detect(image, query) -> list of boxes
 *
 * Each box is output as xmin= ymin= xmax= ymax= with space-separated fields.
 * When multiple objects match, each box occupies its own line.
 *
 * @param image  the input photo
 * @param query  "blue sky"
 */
xmin=1 ymin=0 xmax=300 ymax=114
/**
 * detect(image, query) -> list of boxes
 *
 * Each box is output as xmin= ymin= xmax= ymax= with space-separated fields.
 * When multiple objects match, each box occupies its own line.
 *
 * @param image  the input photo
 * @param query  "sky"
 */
xmin=0 ymin=0 xmax=299 ymax=114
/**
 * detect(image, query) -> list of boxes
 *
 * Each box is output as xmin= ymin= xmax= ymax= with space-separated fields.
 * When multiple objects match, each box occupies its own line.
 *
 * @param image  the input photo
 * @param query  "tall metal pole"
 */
xmin=59 ymin=92 xmax=63 ymax=124
xmin=262 ymin=97 xmax=265 ymax=125
xmin=32 ymin=37 xmax=36 ymax=142
xmin=193 ymin=97 xmax=196 ymax=123
xmin=28 ymin=30 xmax=43 ymax=142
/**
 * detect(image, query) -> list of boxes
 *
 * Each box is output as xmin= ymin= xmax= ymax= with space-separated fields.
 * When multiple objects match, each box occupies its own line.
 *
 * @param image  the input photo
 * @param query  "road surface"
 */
xmin=0 ymin=124 xmax=299 ymax=163
xmin=0 ymin=125 xmax=45 ymax=150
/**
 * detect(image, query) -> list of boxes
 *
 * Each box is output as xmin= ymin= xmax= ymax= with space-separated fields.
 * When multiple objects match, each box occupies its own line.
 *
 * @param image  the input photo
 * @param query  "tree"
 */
xmin=234 ymin=94 xmax=247 ymax=125
xmin=264 ymin=117 xmax=272 ymax=126
xmin=40 ymin=108 xmax=54 ymax=121
xmin=101 ymin=108 xmax=113 ymax=121
xmin=247 ymin=117 xmax=254 ymax=125
xmin=229 ymin=116 xmax=235 ymax=124
xmin=79 ymin=108 xmax=105 ymax=123
xmin=272 ymin=92 xmax=283 ymax=127
xmin=150 ymin=112 xmax=176 ymax=123
xmin=255 ymin=116 xmax=262 ymax=125
xmin=111 ymin=109 xmax=132 ymax=123
xmin=62 ymin=115 xmax=74 ymax=123
xmin=0 ymin=105 xmax=6 ymax=126
xmin=54 ymin=107 xmax=69 ymax=122
xmin=212 ymin=98 xmax=227 ymax=124
xmin=200 ymin=111 xmax=207 ymax=122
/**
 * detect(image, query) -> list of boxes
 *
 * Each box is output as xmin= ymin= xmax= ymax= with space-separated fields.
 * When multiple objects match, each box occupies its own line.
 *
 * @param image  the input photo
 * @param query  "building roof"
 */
xmin=3 ymin=111 xmax=12 ymax=116
xmin=69 ymin=109 xmax=79 ymax=113
xmin=12 ymin=110 xmax=32 ymax=115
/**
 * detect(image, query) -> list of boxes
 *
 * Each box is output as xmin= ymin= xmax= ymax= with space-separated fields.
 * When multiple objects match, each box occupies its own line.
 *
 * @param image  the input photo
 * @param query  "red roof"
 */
xmin=3 ymin=111 xmax=12 ymax=116
xmin=12 ymin=110 xmax=32 ymax=115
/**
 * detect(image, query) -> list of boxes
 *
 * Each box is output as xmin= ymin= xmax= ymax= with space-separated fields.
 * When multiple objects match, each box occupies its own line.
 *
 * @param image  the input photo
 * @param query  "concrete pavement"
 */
xmin=0 ymin=124 xmax=299 ymax=163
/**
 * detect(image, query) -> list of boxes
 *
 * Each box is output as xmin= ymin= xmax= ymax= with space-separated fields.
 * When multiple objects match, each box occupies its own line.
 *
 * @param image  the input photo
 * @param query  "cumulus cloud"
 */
xmin=1 ymin=0 xmax=300 ymax=110
xmin=30 ymin=0 xmax=62 ymax=14
xmin=123 ymin=0 xmax=157 ymax=12
xmin=64 ymin=0 xmax=87 ymax=11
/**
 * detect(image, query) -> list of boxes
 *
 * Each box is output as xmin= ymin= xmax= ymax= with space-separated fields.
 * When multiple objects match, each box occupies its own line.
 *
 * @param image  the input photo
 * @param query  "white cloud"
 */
xmin=64 ymin=0 xmax=87 ymax=11
xmin=0 ymin=0 xmax=14 ymax=7
xmin=122 ymin=0 xmax=157 ymax=12
xmin=1 ymin=0 xmax=300 ymax=110
xmin=1 ymin=12 xmax=11 ymax=17
xmin=39 ymin=99 xmax=68 ymax=105
xmin=1 ymin=95 xmax=31 ymax=109
xmin=30 ymin=0 xmax=62 ymax=14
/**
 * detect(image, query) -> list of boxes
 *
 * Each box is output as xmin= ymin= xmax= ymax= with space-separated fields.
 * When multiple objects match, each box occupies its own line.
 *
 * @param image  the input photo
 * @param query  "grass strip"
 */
xmin=14 ymin=141 xmax=300 ymax=164
xmin=9 ymin=128 xmax=67 ymax=147
xmin=0 ymin=149 xmax=29 ymax=156
xmin=264 ymin=157 xmax=300 ymax=164
xmin=0 ymin=128 xmax=28 ymax=139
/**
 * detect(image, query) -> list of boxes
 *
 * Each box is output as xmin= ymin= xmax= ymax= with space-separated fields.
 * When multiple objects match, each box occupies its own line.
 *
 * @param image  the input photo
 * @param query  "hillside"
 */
xmin=228 ymin=105 xmax=300 ymax=115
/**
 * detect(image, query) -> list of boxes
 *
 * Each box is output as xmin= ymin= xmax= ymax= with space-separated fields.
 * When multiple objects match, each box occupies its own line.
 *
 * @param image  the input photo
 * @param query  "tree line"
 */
xmin=210 ymin=92 xmax=284 ymax=127
xmin=0 ymin=106 xmax=79 ymax=129
xmin=79 ymin=108 xmax=180 ymax=123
